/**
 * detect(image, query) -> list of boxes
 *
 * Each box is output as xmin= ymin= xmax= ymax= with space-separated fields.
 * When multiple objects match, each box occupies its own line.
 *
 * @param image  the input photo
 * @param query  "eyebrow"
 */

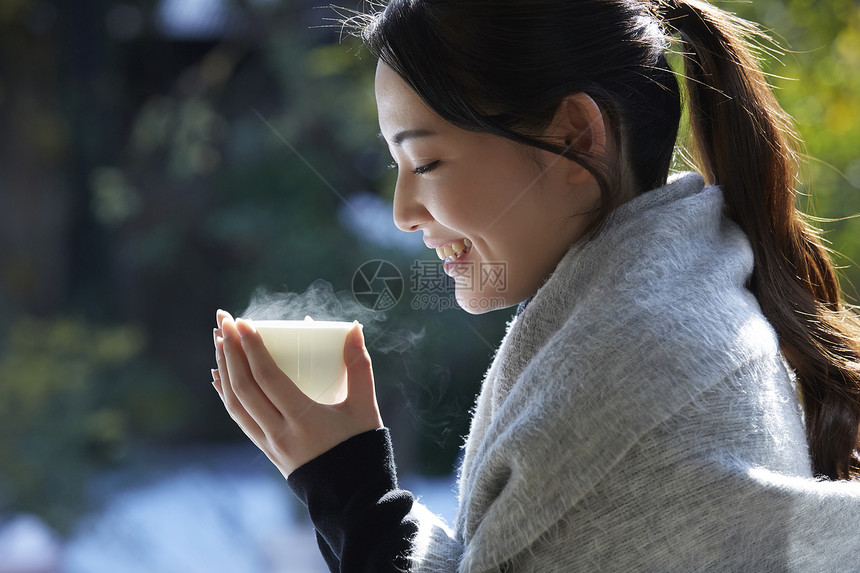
xmin=378 ymin=129 xmax=437 ymax=147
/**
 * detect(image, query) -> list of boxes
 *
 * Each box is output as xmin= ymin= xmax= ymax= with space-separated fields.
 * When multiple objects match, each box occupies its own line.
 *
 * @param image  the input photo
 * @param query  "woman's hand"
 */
xmin=211 ymin=310 xmax=383 ymax=477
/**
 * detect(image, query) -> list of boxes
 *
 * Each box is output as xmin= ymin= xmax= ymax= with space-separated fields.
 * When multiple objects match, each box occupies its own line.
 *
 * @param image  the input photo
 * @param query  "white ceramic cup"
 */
xmin=249 ymin=318 xmax=355 ymax=405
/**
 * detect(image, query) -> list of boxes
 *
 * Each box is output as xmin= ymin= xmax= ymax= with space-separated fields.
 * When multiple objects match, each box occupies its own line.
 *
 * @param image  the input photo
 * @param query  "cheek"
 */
xmin=423 ymin=174 xmax=490 ymax=230
xmin=449 ymin=166 xmax=531 ymax=227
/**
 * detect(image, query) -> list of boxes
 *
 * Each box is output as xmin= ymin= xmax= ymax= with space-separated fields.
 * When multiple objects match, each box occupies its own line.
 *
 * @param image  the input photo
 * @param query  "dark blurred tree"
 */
xmin=0 ymin=316 xmax=145 ymax=532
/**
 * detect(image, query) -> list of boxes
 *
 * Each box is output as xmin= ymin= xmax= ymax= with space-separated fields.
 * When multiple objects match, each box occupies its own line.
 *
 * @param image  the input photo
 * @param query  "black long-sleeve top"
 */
xmin=287 ymin=428 xmax=417 ymax=572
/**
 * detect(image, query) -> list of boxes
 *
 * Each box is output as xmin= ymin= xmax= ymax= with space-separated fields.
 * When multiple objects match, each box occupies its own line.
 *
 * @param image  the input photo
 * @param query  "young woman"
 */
xmin=212 ymin=0 xmax=860 ymax=570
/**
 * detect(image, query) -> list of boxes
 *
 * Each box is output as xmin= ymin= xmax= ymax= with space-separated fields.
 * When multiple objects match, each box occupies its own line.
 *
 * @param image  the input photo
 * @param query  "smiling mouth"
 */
xmin=435 ymin=239 xmax=472 ymax=261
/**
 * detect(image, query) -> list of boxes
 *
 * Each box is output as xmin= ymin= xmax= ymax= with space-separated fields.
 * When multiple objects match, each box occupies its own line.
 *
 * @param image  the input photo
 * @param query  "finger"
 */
xmin=211 ymin=365 xmax=264 ymax=447
xmin=234 ymin=318 xmax=312 ymax=417
xmin=343 ymin=322 xmax=380 ymax=414
xmin=211 ymin=375 xmax=269 ymax=453
xmin=211 ymin=369 xmax=223 ymax=398
xmin=221 ymin=317 xmax=285 ymax=427
xmin=215 ymin=331 xmax=268 ymax=445
xmin=216 ymin=309 xmax=232 ymax=329
xmin=213 ymin=328 xmax=229 ymax=400
xmin=213 ymin=328 xmax=226 ymax=387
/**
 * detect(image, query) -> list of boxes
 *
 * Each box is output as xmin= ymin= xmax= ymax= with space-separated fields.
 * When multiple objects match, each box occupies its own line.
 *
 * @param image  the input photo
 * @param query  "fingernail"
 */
xmin=352 ymin=321 xmax=364 ymax=349
xmin=235 ymin=317 xmax=256 ymax=337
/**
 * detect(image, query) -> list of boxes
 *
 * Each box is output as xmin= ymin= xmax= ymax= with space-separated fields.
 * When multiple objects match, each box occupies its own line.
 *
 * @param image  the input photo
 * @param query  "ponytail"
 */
xmin=656 ymin=0 xmax=860 ymax=479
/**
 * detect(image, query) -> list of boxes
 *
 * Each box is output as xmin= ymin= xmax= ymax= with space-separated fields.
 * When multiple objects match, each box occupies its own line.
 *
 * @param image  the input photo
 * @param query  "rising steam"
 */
xmin=239 ymin=279 xmax=424 ymax=354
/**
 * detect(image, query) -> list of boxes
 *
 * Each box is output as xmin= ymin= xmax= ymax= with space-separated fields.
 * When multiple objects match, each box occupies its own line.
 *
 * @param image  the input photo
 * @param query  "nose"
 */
xmin=392 ymin=174 xmax=431 ymax=232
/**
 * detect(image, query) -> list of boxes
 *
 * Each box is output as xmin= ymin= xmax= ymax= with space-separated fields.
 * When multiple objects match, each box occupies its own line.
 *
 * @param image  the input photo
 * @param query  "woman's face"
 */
xmin=375 ymin=62 xmax=601 ymax=314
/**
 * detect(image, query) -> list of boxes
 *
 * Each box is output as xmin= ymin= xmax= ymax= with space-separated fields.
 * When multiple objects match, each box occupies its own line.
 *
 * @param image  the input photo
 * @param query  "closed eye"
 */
xmin=412 ymin=161 xmax=439 ymax=175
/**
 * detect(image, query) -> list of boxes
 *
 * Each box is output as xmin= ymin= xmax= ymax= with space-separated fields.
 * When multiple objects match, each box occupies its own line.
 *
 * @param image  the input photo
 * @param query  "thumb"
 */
xmin=344 ymin=322 xmax=376 ymax=405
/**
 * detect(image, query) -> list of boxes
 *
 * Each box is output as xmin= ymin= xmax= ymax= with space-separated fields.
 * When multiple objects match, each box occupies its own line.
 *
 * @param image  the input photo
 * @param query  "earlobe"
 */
xmin=557 ymin=93 xmax=608 ymax=185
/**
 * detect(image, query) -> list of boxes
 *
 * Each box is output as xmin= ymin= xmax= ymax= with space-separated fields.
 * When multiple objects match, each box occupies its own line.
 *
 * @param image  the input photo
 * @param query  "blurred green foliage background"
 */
xmin=0 ymin=0 xmax=857 ymax=534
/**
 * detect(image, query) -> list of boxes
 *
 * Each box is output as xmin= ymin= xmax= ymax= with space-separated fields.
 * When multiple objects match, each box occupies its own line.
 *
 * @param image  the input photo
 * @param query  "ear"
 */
xmin=554 ymin=93 xmax=608 ymax=185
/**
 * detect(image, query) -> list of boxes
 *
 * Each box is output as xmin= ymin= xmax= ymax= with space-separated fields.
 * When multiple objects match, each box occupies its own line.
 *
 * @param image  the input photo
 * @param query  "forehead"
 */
xmin=374 ymin=61 xmax=443 ymax=139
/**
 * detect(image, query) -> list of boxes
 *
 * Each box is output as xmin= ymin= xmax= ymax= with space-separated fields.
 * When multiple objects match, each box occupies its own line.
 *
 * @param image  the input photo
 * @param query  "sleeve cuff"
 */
xmin=288 ymin=427 xmax=400 ymax=504
xmin=287 ymin=428 xmax=418 ymax=572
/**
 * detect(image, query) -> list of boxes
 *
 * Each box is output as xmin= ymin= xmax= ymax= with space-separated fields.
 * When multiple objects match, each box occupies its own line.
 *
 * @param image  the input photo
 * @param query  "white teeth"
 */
xmin=434 ymin=239 xmax=471 ymax=261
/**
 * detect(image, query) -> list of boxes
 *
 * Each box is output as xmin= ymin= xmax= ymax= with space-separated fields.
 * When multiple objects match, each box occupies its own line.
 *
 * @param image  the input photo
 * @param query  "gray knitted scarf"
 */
xmin=407 ymin=172 xmax=860 ymax=572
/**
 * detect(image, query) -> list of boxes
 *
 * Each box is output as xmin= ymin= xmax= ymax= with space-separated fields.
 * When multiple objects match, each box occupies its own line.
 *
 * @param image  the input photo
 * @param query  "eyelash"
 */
xmin=388 ymin=161 xmax=440 ymax=175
